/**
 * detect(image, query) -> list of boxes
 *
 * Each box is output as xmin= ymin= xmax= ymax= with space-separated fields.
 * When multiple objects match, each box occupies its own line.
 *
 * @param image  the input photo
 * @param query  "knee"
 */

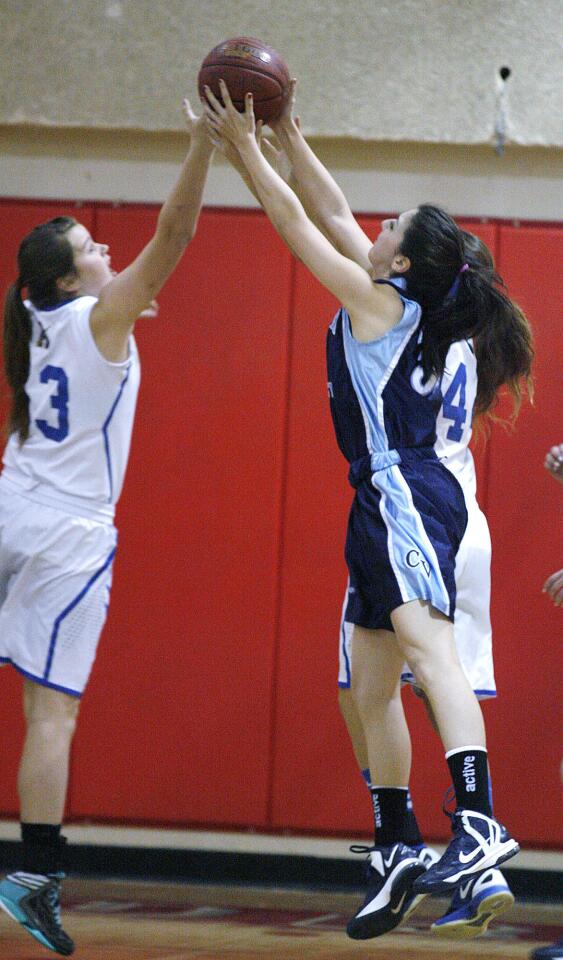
xmin=24 ymin=684 xmax=81 ymax=740
xmin=351 ymin=671 xmax=400 ymax=716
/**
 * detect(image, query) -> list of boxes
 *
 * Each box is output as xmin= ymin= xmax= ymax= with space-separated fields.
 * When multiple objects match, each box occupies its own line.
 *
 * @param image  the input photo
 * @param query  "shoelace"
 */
xmin=441 ymin=784 xmax=457 ymax=823
xmin=349 ymin=845 xmax=376 ymax=856
xmin=44 ymin=875 xmax=64 ymax=929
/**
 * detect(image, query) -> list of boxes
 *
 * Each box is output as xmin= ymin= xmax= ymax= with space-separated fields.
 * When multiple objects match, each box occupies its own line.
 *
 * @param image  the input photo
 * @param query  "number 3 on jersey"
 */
xmin=35 ymin=365 xmax=69 ymax=442
xmin=442 ymin=362 xmax=467 ymax=441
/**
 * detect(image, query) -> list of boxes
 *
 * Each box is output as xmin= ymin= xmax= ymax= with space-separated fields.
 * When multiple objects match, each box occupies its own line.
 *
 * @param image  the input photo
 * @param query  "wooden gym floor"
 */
xmin=0 ymin=878 xmax=561 ymax=959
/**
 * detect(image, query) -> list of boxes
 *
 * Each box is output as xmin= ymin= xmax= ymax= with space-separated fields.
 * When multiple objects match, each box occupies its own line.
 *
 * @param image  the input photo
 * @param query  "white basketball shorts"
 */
xmin=0 ymin=485 xmax=117 ymax=697
xmin=338 ymin=496 xmax=496 ymax=698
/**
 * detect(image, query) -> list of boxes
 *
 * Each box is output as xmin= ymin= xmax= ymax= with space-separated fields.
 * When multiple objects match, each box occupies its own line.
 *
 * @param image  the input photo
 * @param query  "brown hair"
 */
xmin=397 ymin=206 xmax=534 ymax=424
xmin=3 ymin=216 xmax=77 ymax=442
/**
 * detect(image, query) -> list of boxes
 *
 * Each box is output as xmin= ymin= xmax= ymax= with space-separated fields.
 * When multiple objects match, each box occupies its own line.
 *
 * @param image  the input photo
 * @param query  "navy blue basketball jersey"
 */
xmin=326 ymin=278 xmax=468 ymax=628
xmin=327 ymin=278 xmax=441 ymax=477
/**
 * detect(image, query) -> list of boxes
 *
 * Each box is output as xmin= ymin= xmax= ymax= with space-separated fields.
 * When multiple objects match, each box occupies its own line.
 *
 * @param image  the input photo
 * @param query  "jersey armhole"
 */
xmin=75 ymin=302 xmax=133 ymax=369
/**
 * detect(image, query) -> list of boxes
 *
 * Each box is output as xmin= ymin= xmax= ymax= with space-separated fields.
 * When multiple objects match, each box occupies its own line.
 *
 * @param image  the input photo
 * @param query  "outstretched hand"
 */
xmin=182 ymin=97 xmax=214 ymax=146
xmin=269 ymin=78 xmax=298 ymax=134
xmin=202 ymin=80 xmax=256 ymax=150
xmin=544 ymin=444 xmax=563 ymax=483
xmin=543 ymin=569 xmax=563 ymax=606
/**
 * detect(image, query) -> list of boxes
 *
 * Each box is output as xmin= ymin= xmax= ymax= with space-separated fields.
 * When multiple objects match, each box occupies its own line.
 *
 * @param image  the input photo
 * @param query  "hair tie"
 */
xmin=444 ymin=263 xmax=469 ymax=302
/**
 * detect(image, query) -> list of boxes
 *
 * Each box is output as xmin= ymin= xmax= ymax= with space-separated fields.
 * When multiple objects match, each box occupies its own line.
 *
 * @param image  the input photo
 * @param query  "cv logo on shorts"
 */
xmin=405 ymin=550 xmax=430 ymax=577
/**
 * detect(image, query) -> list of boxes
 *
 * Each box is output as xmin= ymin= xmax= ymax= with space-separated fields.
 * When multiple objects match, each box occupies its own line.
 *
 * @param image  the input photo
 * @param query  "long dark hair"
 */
xmin=397 ymin=205 xmax=533 ymax=422
xmin=3 ymin=216 xmax=77 ymax=442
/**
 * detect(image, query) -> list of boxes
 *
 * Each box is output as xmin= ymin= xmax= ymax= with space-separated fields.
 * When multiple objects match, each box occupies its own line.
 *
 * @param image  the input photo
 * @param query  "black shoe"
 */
xmin=0 ymin=871 xmax=75 ymax=955
xmin=413 ymin=809 xmax=519 ymax=896
xmin=346 ymin=842 xmax=427 ymax=940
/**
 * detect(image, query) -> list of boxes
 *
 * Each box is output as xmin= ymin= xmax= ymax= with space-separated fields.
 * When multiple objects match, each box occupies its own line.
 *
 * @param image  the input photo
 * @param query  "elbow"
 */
xmin=157 ymin=213 xmax=196 ymax=251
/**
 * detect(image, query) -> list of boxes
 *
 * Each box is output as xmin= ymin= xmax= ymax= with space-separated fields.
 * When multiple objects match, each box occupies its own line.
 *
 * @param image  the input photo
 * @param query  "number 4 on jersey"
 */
xmin=442 ymin=362 xmax=467 ymax=441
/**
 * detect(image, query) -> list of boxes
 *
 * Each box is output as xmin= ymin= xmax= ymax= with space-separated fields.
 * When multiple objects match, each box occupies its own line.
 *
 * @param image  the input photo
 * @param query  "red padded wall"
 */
xmin=67 ymin=207 xmax=293 ymax=825
xmin=0 ymin=202 xmax=94 ymax=815
xmin=481 ymin=226 xmax=563 ymax=844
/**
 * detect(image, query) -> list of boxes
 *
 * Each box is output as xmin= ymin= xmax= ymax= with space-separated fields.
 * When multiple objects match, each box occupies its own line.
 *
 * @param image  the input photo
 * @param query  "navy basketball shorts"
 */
xmin=344 ymin=454 xmax=467 ymax=631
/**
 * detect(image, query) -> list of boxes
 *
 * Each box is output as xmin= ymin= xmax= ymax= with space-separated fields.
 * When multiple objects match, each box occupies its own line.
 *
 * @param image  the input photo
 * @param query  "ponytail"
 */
xmin=3 ymin=280 xmax=32 ymax=443
xmin=2 ymin=215 xmax=77 ymax=444
xmin=398 ymin=206 xmax=534 ymax=424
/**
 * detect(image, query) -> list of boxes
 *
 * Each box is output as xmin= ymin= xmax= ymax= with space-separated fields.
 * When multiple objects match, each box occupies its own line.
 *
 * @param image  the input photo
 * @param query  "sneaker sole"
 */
xmin=403 ymin=892 xmax=428 ymax=921
xmin=346 ymin=861 xmax=426 ymax=940
xmin=414 ymin=839 xmax=520 ymax=895
xmin=431 ymin=889 xmax=515 ymax=940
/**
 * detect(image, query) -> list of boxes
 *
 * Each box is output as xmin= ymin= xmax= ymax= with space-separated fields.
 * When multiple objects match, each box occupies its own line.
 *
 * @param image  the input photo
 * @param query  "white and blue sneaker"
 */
xmin=0 ymin=871 xmax=75 ymax=955
xmin=431 ymin=868 xmax=514 ymax=938
xmin=346 ymin=842 xmax=427 ymax=940
xmin=413 ymin=809 xmax=519 ymax=896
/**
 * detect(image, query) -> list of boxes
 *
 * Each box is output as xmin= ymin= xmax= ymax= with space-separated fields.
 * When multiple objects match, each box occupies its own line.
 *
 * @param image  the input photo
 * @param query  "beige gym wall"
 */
xmin=1 ymin=0 xmax=562 ymax=218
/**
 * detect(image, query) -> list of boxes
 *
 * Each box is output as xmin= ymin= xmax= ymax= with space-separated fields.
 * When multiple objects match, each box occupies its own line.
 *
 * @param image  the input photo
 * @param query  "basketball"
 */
xmin=198 ymin=37 xmax=290 ymax=124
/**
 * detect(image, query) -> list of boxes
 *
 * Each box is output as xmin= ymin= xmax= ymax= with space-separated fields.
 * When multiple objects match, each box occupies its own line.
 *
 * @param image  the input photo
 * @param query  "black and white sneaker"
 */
xmin=413 ymin=809 xmax=520 ymax=896
xmin=346 ymin=842 xmax=427 ymax=940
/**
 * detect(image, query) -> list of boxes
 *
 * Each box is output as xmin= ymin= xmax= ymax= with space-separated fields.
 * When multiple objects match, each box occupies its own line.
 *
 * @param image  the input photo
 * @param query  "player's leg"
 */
xmin=0 ymin=681 xmax=77 ymax=956
xmin=427 ymin=507 xmax=513 ymax=935
xmin=0 ymin=505 xmax=115 ymax=956
xmin=391 ymin=600 xmax=519 ymax=896
xmin=19 ymin=680 xmax=80 ymax=825
xmin=344 ymin=625 xmax=426 ymax=940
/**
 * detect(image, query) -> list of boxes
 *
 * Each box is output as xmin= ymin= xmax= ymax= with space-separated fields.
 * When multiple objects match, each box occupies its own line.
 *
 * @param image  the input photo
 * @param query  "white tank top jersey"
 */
xmin=435 ymin=339 xmax=478 ymax=498
xmin=2 ymin=296 xmax=141 ymax=522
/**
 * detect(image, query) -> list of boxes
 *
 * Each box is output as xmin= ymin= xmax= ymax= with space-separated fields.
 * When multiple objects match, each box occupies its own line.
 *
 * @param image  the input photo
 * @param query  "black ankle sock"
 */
xmin=403 ymin=790 xmax=425 ymax=847
xmin=21 ymin=823 xmax=65 ymax=875
xmin=370 ymin=787 xmax=411 ymax=845
xmin=446 ymin=748 xmax=492 ymax=816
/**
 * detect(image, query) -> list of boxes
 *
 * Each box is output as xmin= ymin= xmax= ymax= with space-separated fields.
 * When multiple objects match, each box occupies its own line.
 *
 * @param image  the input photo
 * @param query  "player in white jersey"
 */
xmin=0 ymin=101 xmax=215 ymax=956
xmin=204 ymin=81 xmax=533 ymax=943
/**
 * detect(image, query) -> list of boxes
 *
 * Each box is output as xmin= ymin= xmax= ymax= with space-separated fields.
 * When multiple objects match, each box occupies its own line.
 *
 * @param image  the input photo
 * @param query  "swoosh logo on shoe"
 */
xmin=383 ymin=849 xmax=397 ymax=869
xmin=390 ymin=892 xmax=408 ymax=915
xmin=458 ymin=880 xmax=474 ymax=899
xmin=458 ymin=849 xmax=479 ymax=864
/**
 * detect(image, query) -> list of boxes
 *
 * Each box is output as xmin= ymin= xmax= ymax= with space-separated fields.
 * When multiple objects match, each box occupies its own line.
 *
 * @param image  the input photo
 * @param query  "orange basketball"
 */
xmin=198 ymin=37 xmax=290 ymax=124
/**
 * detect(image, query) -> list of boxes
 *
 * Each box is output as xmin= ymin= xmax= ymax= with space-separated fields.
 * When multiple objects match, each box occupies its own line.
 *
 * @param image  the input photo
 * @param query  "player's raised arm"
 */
xmin=203 ymin=81 xmax=398 ymax=337
xmin=269 ymin=81 xmax=372 ymax=271
xmin=90 ymin=101 xmax=214 ymax=360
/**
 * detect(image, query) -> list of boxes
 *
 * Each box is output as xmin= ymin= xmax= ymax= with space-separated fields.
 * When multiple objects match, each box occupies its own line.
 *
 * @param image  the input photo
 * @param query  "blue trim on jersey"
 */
xmin=340 ymin=618 xmax=351 ymax=687
xmin=102 ymin=367 xmax=131 ymax=502
xmin=400 ymin=670 xmax=496 ymax=699
xmin=43 ymin=546 xmax=117 ymax=683
xmin=377 ymin=463 xmax=451 ymax=614
xmin=0 ymin=658 xmax=82 ymax=697
xmin=36 ymin=298 xmax=77 ymax=313
xmin=341 ymin=302 xmax=420 ymax=462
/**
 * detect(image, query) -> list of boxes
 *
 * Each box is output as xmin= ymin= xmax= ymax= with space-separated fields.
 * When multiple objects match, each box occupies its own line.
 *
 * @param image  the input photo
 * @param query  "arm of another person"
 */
xmin=545 ymin=444 xmax=563 ymax=483
xmin=204 ymin=83 xmax=399 ymax=339
xmin=90 ymin=102 xmax=215 ymax=361
xmin=269 ymin=81 xmax=372 ymax=271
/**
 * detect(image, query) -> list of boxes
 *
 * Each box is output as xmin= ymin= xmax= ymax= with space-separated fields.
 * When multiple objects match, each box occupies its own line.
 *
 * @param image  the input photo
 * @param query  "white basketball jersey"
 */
xmin=2 ymin=296 xmax=140 ymax=520
xmin=435 ymin=339 xmax=478 ymax=497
